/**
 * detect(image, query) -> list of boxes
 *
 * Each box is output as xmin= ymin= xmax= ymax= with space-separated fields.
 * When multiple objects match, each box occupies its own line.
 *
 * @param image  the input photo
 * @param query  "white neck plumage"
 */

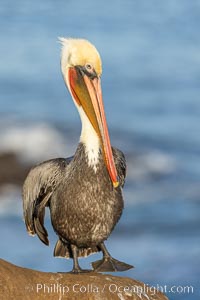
xmin=78 ymin=106 xmax=100 ymax=172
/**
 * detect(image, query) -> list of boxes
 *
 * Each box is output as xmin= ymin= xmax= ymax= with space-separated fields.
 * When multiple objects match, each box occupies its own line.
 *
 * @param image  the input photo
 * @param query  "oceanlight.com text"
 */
xmin=30 ymin=283 xmax=194 ymax=296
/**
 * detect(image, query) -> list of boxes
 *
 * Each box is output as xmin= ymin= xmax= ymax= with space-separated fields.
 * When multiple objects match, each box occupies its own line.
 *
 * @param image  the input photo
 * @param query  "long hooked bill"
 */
xmin=68 ymin=66 xmax=119 ymax=188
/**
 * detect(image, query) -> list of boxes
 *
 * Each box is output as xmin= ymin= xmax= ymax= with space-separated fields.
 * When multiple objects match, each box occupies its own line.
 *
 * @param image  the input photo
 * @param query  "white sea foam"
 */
xmin=127 ymin=150 xmax=176 ymax=181
xmin=0 ymin=122 xmax=74 ymax=163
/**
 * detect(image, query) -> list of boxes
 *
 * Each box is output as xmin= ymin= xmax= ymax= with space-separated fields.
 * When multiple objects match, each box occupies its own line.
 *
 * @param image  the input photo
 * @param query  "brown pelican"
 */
xmin=23 ymin=38 xmax=133 ymax=273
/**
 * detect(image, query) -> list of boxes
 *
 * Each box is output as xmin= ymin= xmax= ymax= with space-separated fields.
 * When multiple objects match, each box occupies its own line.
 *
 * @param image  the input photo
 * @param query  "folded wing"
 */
xmin=22 ymin=157 xmax=72 ymax=245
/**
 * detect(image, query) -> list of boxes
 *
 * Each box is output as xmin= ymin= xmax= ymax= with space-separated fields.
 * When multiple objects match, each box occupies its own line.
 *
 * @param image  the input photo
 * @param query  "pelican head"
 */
xmin=59 ymin=38 xmax=119 ymax=188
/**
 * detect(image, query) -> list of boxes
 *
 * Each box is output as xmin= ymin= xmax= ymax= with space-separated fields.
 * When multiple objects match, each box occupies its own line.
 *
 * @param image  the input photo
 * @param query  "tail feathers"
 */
xmin=54 ymin=239 xmax=72 ymax=257
xmin=54 ymin=239 xmax=100 ymax=258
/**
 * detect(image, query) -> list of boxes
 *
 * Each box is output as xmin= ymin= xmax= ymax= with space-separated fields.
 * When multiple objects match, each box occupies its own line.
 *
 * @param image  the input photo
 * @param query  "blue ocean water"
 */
xmin=0 ymin=1 xmax=200 ymax=299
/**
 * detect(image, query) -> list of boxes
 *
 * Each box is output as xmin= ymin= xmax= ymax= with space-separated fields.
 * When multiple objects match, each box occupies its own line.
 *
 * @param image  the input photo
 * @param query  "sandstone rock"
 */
xmin=0 ymin=259 xmax=168 ymax=300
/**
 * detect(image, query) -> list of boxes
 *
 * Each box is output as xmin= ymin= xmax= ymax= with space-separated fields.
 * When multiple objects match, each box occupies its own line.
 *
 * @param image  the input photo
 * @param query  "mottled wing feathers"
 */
xmin=22 ymin=157 xmax=72 ymax=245
xmin=112 ymin=147 xmax=126 ymax=188
xmin=32 ymin=192 xmax=51 ymax=245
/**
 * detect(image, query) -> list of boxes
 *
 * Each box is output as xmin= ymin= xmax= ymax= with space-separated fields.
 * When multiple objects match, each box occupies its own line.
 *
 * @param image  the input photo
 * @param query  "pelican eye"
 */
xmin=82 ymin=63 xmax=97 ymax=79
xmin=85 ymin=63 xmax=92 ymax=71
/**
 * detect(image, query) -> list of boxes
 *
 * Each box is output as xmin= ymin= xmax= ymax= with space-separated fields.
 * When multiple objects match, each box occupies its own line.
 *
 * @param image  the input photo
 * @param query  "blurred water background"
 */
xmin=0 ymin=1 xmax=200 ymax=299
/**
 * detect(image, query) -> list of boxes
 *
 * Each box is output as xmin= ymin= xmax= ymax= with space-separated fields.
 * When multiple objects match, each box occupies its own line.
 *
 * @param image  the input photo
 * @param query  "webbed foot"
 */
xmin=92 ymin=257 xmax=133 ymax=272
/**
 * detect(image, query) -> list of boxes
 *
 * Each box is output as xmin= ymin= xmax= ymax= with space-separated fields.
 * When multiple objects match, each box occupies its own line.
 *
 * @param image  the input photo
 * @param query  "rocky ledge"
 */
xmin=0 ymin=259 xmax=168 ymax=300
